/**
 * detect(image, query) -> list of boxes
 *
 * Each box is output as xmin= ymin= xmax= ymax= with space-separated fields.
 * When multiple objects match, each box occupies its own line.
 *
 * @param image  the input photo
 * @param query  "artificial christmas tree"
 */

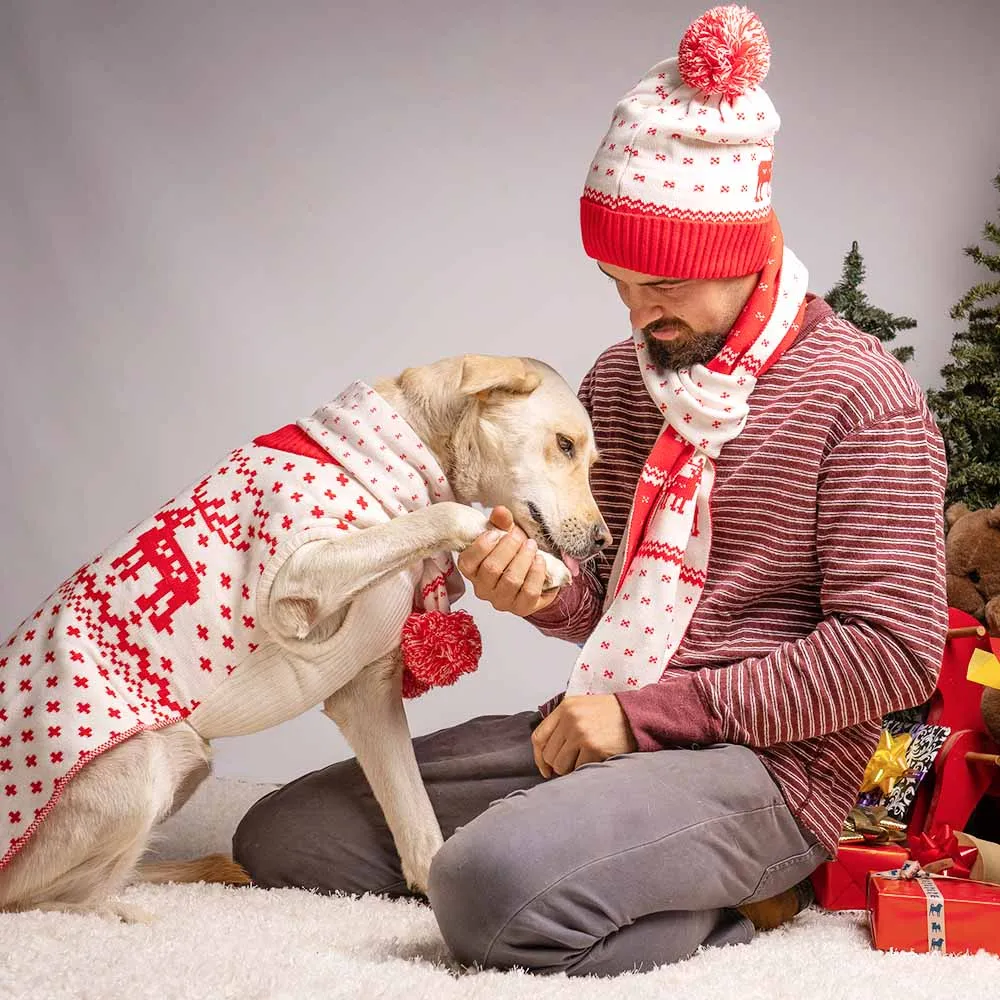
xmin=927 ymin=170 xmax=1000 ymax=511
xmin=826 ymin=241 xmax=917 ymax=363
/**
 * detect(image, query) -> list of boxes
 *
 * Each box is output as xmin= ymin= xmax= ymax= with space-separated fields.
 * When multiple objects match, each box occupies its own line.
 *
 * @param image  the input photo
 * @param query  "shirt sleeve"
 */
xmin=616 ymin=410 xmax=949 ymax=750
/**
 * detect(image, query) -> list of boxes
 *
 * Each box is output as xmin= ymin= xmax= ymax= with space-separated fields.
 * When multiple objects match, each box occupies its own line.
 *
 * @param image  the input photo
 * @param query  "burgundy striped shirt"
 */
xmin=530 ymin=296 xmax=948 ymax=854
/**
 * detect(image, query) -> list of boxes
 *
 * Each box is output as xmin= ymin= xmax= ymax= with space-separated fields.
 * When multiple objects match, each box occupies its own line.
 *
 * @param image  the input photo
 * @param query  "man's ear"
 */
xmin=459 ymin=355 xmax=541 ymax=398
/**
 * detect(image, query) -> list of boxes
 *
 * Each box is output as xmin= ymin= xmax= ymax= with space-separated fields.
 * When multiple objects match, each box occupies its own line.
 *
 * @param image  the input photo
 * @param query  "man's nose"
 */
xmin=628 ymin=293 xmax=664 ymax=334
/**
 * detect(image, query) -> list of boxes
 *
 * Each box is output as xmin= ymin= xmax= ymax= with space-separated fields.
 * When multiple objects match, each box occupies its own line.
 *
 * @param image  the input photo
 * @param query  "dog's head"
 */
xmin=452 ymin=355 xmax=611 ymax=573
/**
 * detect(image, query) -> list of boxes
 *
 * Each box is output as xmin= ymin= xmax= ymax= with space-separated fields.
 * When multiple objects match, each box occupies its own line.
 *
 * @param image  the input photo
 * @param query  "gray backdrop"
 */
xmin=2 ymin=0 xmax=998 ymax=782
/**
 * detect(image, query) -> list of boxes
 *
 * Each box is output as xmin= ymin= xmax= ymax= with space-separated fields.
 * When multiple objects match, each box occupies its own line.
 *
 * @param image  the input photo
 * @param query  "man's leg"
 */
xmin=427 ymin=744 xmax=827 ymax=977
xmin=232 ymin=712 xmax=544 ymax=896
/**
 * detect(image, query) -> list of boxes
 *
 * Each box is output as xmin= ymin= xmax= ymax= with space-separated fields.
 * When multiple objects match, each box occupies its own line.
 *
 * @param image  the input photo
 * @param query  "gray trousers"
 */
xmin=233 ymin=712 xmax=826 ymax=977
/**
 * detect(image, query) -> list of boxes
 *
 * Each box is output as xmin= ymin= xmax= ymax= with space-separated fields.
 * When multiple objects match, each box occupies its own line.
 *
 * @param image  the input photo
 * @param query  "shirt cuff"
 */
xmin=615 ymin=672 xmax=724 ymax=751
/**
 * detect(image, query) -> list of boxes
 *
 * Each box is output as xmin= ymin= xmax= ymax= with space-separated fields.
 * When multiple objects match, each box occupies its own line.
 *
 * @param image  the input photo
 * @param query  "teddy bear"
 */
xmin=945 ymin=502 xmax=1000 ymax=741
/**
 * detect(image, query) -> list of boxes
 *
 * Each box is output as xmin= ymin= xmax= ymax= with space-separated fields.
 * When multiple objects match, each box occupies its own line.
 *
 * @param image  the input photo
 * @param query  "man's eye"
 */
xmin=557 ymin=434 xmax=575 ymax=458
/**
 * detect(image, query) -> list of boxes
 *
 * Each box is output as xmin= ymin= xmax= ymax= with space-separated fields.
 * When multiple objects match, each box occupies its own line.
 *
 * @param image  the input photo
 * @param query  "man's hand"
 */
xmin=531 ymin=695 xmax=638 ymax=778
xmin=457 ymin=506 xmax=564 ymax=617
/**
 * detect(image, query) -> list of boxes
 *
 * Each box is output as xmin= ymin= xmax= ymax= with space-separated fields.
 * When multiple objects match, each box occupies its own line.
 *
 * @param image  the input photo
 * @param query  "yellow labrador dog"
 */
xmin=0 ymin=355 xmax=608 ymax=918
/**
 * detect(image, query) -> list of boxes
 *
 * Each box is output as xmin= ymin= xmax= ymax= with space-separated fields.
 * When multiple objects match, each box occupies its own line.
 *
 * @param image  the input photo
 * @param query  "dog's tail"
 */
xmin=134 ymin=853 xmax=252 ymax=887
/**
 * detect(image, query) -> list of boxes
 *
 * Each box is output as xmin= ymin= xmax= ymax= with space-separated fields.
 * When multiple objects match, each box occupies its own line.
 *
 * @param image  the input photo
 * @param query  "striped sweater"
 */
xmin=530 ymin=296 xmax=948 ymax=854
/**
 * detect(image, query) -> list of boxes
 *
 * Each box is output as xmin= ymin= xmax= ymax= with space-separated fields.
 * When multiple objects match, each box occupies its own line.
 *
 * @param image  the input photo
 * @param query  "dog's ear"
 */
xmin=459 ymin=355 xmax=541 ymax=399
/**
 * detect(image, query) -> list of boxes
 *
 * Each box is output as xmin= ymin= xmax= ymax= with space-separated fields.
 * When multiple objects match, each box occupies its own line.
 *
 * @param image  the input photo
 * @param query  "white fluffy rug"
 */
xmin=2 ymin=777 xmax=998 ymax=1000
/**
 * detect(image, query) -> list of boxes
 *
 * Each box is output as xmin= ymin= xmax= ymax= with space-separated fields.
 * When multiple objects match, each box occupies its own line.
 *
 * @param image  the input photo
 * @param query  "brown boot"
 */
xmin=738 ymin=878 xmax=814 ymax=931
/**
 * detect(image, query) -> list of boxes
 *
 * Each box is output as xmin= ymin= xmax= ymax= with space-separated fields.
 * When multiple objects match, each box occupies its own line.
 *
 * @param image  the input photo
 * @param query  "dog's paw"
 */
xmin=399 ymin=828 xmax=445 ymax=896
xmin=35 ymin=900 xmax=156 ymax=923
xmin=404 ymin=864 xmax=431 ymax=897
xmin=434 ymin=502 xmax=490 ymax=552
xmin=539 ymin=551 xmax=573 ymax=590
xmin=111 ymin=902 xmax=157 ymax=925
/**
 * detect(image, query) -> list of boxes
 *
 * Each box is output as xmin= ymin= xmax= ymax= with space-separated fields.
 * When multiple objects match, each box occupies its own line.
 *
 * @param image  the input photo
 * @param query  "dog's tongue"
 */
xmin=562 ymin=554 xmax=580 ymax=579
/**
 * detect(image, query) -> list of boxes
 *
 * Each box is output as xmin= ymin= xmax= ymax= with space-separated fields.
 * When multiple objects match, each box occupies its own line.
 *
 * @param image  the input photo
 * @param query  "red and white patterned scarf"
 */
xmin=567 ymin=223 xmax=808 ymax=695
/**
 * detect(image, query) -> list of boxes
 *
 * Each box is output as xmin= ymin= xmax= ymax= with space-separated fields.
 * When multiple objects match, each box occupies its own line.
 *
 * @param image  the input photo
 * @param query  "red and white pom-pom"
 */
xmin=677 ymin=5 xmax=770 ymax=101
xmin=400 ymin=610 xmax=482 ymax=699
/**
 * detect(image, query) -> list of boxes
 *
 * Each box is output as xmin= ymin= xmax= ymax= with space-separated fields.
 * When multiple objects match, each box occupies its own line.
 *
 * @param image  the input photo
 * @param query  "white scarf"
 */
xmin=567 ymin=244 xmax=808 ymax=695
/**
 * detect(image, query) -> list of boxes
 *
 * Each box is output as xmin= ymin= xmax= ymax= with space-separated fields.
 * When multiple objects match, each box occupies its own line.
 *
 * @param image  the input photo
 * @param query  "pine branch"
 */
xmin=950 ymin=279 xmax=1000 ymax=319
xmin=929 ymin=167 xmax=1000 ymax=509
xmin=825 ymin=241 xmax=916 ymax=358
xmin=964 ymin=244 xmax=1000 ymax=274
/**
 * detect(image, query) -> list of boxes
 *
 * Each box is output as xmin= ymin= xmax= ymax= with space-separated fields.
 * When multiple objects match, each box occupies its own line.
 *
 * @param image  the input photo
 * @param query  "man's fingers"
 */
xmin=531 ymin=712 xmax=559 ymax=778
xmin=541 ymin=731 xmax=570 ymax=776
xmin=490 ymin=507 xmax=531 ymax=546
xmin=475 ymin=532 xmax=527 ymax=590
xmin=575 ymin=746 xmax=604 ymax=768
xmin=493 ymin=540 xmax=538 ymax=605
xmin=511 ymin=554 xmax=548 ymax=617
xmin=456 ymin=528 xmax=506 ymax=579
xmin=532 ymin=707 xmax=559 ymax=746
xmin=532 ymin=735 xmax=553 ymax=779
xmin=550 ymin=743 xmax=581 ymax=777
xmin=489 ymin=506 xmax=515 ymax=531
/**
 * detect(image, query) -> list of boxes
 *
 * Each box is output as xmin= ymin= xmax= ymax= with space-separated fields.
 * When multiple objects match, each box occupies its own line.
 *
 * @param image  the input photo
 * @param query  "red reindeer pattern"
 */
xmin=667 ymin=472 xmax=700 ymax=514
xmin=111 ymin=509 xmax=202 ymax=636
xmin=110 ymin=477 xmax=247 ymax=636
xmin=755 ymin=159 xmax=773 ymax=203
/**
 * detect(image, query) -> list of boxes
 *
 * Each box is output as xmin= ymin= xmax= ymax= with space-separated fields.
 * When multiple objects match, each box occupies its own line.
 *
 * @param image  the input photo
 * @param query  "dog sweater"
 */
xmin=0 ymin=381 xmax=457 ymax=870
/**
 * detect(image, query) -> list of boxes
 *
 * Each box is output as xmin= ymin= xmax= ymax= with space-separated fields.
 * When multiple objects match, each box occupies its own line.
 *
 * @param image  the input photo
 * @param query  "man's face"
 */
xmin=598 ymin=262 xmax=759 ymax=372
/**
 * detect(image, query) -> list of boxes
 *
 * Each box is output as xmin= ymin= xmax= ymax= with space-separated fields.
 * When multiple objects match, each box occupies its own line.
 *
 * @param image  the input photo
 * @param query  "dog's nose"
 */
xmin=592 ymin=525 xmax=611 ymax=550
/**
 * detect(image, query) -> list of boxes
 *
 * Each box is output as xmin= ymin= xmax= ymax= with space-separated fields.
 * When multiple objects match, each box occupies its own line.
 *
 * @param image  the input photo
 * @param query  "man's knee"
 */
xmin=233 ymin=775 xmax=405 ymax=896
xmin=428 ymin=824 xmax=756 ymax=977
xmin=232 ymin=789 xmax=293 ymax=888
xmin=428 ymin=817 xmax=583 ymax=973
xmin=428 ymin=821 xmax=527 ymax=968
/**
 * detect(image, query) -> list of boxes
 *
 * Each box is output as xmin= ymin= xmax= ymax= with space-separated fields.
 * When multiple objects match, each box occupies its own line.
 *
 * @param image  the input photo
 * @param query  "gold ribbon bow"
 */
xmin=839 ymin=805 xmax=909 ymax=845
xmin=859 ymin=730 xmax=914 ymax=796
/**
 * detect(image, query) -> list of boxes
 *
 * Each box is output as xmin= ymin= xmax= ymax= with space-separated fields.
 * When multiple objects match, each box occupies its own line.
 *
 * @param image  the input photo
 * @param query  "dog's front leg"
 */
xmin=323 ymin=652 xmax=443 ymax=894
xmin=272 ymin=503 xmax=571 ymax=640
xmin=271 ymin=502 xmax=490 ymax=640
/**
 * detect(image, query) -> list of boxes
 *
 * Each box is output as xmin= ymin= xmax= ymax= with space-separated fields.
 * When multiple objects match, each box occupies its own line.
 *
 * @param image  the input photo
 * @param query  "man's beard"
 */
xmin=641 ymin=322 xmax=728 ymax=373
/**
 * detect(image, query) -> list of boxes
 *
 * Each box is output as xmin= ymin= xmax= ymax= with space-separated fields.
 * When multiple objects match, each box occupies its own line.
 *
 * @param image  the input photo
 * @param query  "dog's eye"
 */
xmin=557 ymin=434 xmax=575 ymax=458
xmin=970 ymin=569 xmax=982 ymax=585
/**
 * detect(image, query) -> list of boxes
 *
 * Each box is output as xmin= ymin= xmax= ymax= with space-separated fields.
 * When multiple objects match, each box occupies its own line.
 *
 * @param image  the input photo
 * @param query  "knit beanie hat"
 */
xmin=581 ymin=5 xmax=779 ymax=279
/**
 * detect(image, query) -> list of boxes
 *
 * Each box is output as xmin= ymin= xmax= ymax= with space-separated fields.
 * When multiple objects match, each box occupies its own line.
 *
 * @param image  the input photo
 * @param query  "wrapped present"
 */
xmin=910 ymin=826 xmax=1000 ymax=884
xmin=838 ymin=805 xmax=908 ymax=845
xmin=885 ymin=705 xmax=928 ymax=729
xmin=811 ymin=838 xmax=909 ymax=911
xmin=910 ymin=825 xmax=980 ymax=878
xmin=868 ymin=861 xmax=1000 ymax=956
xmin=854 ymin=721 xmax=951 ymax=821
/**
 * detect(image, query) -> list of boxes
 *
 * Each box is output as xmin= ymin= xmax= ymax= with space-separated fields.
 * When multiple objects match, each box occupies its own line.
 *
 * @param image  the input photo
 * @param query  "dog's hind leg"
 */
xmin=0 ymin=723 xmax=209 ymax=920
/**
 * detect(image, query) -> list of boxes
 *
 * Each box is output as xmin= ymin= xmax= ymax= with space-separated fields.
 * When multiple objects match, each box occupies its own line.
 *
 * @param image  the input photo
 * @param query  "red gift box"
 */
xmin=868 ymin=868 xmax=1000 ymax=956
xmin=811 ymin=842 xmax=909 ymax=910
